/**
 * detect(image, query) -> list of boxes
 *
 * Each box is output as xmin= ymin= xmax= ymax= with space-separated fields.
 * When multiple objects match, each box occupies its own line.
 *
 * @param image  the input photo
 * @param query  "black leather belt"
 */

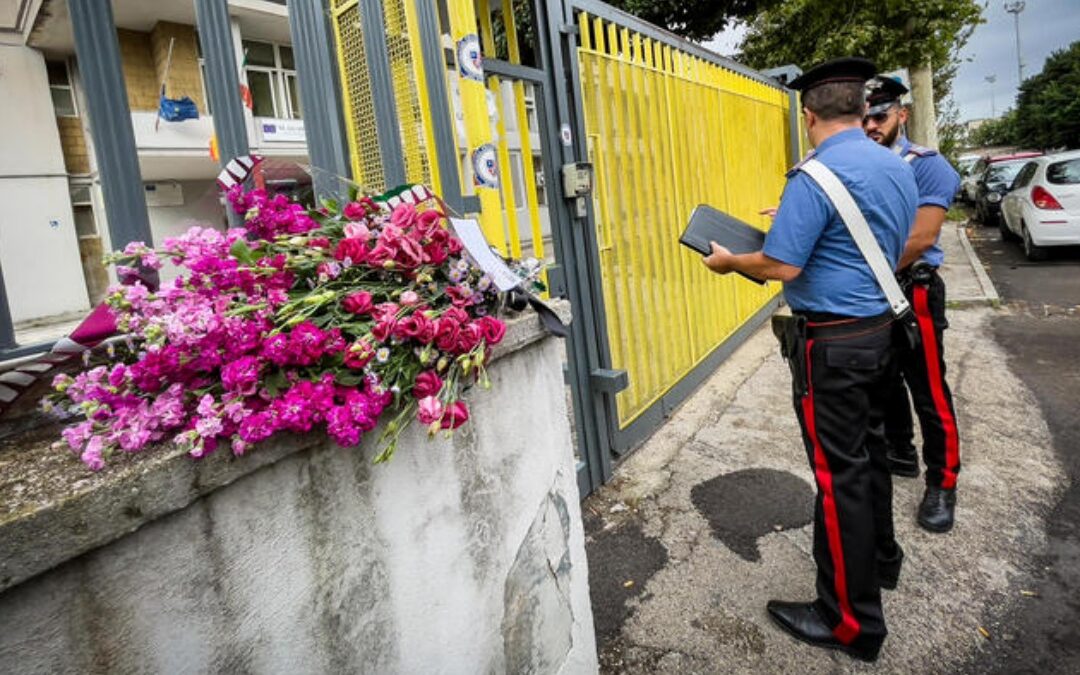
xmin=797 ymin=312 xmax=894 ymax=339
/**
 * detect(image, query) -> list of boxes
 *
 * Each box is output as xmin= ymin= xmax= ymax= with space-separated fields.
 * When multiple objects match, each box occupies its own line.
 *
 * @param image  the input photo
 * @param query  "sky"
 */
xmin=703 ymin=0 xmax=1080 ymax=124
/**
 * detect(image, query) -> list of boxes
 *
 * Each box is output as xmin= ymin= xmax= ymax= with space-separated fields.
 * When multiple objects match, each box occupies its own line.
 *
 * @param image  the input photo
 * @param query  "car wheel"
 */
xmin=999 ymin=217 xmax=1018 ymax=241
xmin=1022 ymin=223 xmax=1048 ymax=262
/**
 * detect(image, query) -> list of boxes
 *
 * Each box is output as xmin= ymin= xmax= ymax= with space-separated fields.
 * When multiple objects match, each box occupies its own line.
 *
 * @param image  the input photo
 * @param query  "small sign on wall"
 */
xmin=144 ymin=182 xmax=184 ymax=207
xmin=258 ymin=119 xmax=306 ymax=143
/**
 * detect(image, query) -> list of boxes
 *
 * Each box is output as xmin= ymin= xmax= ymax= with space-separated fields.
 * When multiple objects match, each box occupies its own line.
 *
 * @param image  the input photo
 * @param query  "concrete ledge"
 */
xmin=0 ymin=301 xmax=570 ymax=594
xmin=954 ymin=222 xmax=1001 ymax=307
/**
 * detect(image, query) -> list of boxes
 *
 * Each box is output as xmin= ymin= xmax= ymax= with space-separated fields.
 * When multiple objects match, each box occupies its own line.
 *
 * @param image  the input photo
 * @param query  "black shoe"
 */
xmin=918 ymin=486 xmax=957 ymax=533
xmin=877 ymin=543 xmax=904 ymax=591
xmin=886 ymin=445 xmax=920 ymax=478
xmin=766 ymin=600 xmax=881 ymax=662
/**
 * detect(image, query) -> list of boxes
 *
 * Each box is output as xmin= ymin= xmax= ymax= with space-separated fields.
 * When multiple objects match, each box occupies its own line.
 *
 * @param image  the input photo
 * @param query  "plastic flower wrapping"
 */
xmin=47 ymin=185 xmax=545 ymax=470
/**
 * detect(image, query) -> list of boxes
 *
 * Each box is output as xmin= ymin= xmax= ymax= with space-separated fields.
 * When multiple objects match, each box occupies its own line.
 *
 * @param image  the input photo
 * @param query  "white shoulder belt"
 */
xmin=798 ymin=159 xmax=910 ymax=316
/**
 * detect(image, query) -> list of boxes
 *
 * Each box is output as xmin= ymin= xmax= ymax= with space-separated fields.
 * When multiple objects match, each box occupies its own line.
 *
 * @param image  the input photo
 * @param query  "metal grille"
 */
xmin=332 ymin=0 xmax=385 ymax=191
xmin=576 ymin=11 xmax=791 ymax=428
xmin=383 ymin=0 xmax=432 ymax=186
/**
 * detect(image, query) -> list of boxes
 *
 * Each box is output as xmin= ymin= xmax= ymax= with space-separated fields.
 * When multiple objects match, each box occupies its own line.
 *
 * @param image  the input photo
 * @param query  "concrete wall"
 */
xmin=0 ymin=45 xmax=90 ymax=323
xmin=0 ymin=323 xmax=597 ymax=674
xmin=147 ymin=180 xmax=227 ymax=284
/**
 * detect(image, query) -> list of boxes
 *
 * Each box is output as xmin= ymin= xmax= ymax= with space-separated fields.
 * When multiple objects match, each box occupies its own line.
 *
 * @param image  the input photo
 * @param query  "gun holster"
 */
xmin=893 ymin=309 xmax=920 ymax=351
xmin=893 ymin=262 xmax=932 ymax=351
xmin=910 ymin=260 xmax=935 ymax=285
xmin=771 ymin=315 xmax=809 ymax=396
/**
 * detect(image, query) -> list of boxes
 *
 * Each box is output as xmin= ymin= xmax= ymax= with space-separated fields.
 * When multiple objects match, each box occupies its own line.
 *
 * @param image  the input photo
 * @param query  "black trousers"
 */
xmin=787 ymin=315 xmax=897 ymax=651
xmin=884 ymin=271 xmax=961 ymax=488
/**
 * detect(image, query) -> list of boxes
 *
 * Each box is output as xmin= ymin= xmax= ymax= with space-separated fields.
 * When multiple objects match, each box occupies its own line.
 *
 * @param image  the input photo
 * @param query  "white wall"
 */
xmin=146 ymin=180 xmax=227 ymax=284
xmin=0 ymin=45 xmax=90 ymax=323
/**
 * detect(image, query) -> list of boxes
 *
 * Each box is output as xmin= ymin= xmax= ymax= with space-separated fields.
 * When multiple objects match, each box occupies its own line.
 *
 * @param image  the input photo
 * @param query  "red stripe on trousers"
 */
xmin=913 ymin=285 xmax=960 ymax=489
xmin=801 ymin=339 xmax=861 ymax=645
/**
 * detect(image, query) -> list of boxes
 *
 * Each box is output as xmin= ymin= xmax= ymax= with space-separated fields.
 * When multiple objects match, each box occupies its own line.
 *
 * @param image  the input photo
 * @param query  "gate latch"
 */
xmin=562 ymin=162 xmax=593 ymax=218
xmin=590 ymin=368 xmax=628 ymax=394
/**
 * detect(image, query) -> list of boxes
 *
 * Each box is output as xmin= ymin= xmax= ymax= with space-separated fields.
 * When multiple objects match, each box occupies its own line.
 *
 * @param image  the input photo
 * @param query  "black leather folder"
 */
xmin=679 ymin=204 xmax=767 ymax=284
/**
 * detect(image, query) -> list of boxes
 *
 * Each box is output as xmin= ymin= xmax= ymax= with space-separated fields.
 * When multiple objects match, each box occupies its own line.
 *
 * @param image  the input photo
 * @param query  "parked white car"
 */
xmin=1000 ymin=150 xmax=1080 ymax=261
xmin=956 ymin=154 xmax=981 ymax=202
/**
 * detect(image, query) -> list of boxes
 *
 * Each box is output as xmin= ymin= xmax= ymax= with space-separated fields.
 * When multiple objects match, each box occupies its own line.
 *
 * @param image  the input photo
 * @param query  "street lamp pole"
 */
xmin=1004 ymin=1 xmax=1026 ymax=85
xmin=985 ymin=75 xmax=997 ymax=118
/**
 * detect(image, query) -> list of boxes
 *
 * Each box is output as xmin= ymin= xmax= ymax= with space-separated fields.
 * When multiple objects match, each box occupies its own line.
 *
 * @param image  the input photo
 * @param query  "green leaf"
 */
xmin=264 ymin=370 xmax=288 ymax=397
xmin=335 ymin=371 xmax=365 ymax=387
xmin=229 ymin=239 xmax=256 ymax=265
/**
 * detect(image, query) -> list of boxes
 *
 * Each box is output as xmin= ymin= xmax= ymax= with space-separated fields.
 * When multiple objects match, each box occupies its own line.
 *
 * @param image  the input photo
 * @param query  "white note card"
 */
xmin=449 ymin=218 xmax=522 ymax=292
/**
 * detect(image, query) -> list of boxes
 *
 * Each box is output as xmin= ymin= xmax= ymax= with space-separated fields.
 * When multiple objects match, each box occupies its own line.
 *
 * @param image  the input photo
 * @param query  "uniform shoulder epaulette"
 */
xmin=786 ymin=151 xmax=817 ymax=177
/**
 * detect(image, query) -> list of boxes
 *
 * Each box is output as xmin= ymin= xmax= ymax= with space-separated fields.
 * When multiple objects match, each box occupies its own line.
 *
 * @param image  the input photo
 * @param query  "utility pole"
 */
xmin=985 ymin=75 xmax=997 ymax=118
xmin=1004 ymin=1 xmax=1026 ymax=86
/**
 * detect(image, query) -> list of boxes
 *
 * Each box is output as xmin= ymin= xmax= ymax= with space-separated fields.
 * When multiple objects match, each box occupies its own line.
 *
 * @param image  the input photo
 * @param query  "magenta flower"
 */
xmin=342 ymin=291 xmax=374 ymax=315
xmin=222 ymin=356 xmax=261 ymax=396
xmin=49 ymin=183 xmax=504 ymax=471
xmin=417 ymin=396 xmax=444 ymax=425
xmin=81 ymin=435 xmax=106 ymax=471
xmin=344 ymin=221 xmax=372 ymax=240
xmin=289 ymin=322 xmax=328 ymax=365
xmin=413 ymin=370 xmax=443 ymax=399
xmin=343 ymin=201 xmax=368 ymax=221
xmin=440 ymin=401 xmax=470 ymax=430
xmin=476 ymin=316 xmax=507 ymax=345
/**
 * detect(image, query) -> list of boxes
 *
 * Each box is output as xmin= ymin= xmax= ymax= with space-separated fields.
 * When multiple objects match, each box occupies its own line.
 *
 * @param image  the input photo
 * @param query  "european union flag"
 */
xmin=158 ymin=94 xmax=199 ymax=122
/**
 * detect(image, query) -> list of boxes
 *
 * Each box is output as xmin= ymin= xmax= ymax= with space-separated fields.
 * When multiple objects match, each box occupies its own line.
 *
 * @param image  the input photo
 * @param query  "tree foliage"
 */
xmin=936 ymin=97 xmax=966 ymax=162
xmin=605 ymin=0 xmax=781 ymax=43
xmin=968 ymin=110 xmax=1020 ymax=148
xmin=736 ymin=0 xmax=983 ymax=105
xmin=1012 ymin=41 xmax=1080 ymax=150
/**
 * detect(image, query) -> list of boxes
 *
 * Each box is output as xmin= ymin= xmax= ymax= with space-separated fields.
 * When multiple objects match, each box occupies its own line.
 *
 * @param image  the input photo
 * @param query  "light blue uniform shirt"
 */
xmin=893 ymin=135 xmax=961 ymax=268
xmin=763 ymin=128 xmax=918 ymax=317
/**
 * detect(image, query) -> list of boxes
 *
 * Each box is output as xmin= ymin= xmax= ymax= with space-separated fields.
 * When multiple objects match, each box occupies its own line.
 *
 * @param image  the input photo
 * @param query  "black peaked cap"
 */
xmin=787 ymin=57 xmax=877 ymax=93
xmin=866 ymin=75 xmax=909 ymax=114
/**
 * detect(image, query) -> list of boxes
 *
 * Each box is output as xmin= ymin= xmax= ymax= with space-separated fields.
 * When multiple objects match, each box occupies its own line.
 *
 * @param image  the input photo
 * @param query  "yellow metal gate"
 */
xmin=328 ymin=0 xmax=802 ymax=492
xmin=574 ymin=5 xmax=793 ymax=434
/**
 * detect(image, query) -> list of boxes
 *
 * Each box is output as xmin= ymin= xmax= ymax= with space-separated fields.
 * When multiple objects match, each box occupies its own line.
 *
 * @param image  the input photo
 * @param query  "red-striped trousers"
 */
xmin=790 ymin=315 xmax=897 ymax=652
xmin=885 ymin=271 xmax=962 ymax=488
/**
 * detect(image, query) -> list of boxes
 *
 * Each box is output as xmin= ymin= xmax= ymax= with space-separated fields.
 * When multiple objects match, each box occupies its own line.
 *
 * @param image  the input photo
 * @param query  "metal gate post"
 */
xmin=536 ymin=0 xmax=614 ymax=492
xmin=69 ymin=0 xmax=155 ymax=252
xmin=414 ymin=0 xmax=470 ymax=214
xmin=287 ymin=0 xmax=352 ymax=199
xmin=359 ymin=0 xmax=407 ymax=188
xmin=195 ymin=0 xmax=249 ymax=226
xmin=0 ymin=260 xmax=16 ymax=351
xmin=788 ymin=90 xmax=803 ymax=166
xmin=195 ymin=0 xmax=248 ymax=165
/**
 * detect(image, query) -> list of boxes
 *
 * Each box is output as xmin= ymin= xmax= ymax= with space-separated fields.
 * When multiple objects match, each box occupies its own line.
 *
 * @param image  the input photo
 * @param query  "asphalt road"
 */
xmin=963 ymin=217 xmax=1080 ymax=674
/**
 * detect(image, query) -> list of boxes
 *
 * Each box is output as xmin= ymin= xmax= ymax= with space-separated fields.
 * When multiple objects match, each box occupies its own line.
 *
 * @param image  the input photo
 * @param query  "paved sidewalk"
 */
xmin=584 ymin=223 xmax=1063 ymax=673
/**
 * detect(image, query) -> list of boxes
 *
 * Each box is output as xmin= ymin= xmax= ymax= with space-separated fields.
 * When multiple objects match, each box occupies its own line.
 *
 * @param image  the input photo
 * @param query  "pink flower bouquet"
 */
xmin=48 ymin=186 xmax=534 ymax=469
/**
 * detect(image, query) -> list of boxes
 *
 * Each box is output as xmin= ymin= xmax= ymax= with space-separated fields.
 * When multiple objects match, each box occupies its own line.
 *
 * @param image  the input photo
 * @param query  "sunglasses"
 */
xmin=863 ymin=107 xmax=896 ymax=125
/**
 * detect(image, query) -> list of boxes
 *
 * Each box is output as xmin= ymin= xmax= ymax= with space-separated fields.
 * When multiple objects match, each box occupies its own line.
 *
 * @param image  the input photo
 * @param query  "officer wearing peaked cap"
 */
xmin=863 ymin=75 xmax=963 ymax=533
xmin=702 ymin=57 xmax=918 ymax=662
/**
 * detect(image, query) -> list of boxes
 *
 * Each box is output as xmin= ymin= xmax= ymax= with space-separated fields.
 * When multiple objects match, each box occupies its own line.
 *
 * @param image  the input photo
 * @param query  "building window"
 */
xmin=47 ymin=60 xmax=77 ymax=117
xmin=242 ymin=40 xmax=302 ymax=120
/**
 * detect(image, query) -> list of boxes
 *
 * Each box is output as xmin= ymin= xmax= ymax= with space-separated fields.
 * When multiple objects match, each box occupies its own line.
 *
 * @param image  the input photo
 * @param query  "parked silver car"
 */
xmin=1000 ymin=150 xmax=1080 ymax=261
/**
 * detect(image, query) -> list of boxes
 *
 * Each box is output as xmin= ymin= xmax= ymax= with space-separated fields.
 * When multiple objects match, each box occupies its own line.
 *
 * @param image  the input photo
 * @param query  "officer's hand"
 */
xmin=759 ymin=207 xmax=778 ymax=219
xmin=702 ymin=242 xmax=734 ymax=274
